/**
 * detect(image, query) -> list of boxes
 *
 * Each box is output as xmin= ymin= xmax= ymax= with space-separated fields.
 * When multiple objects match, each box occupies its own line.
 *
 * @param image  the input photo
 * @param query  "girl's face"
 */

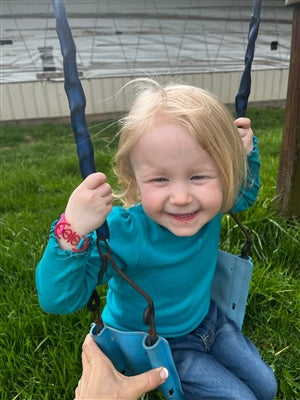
xmin=130 ymin=121 xmax=223 ymax=236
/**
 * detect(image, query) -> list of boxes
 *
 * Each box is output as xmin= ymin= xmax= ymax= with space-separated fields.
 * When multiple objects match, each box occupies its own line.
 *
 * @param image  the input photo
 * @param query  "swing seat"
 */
xmin=89 ymin=247 xmax=252 ymax=400
xmin=90 ymin=323 xmax=185 ymax=400
xmin=212 ymin=250 xmax=253 ymax=329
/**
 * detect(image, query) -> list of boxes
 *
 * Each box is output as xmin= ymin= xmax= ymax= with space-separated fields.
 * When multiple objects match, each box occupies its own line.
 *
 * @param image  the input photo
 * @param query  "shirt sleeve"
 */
xmin=35 ymin=208 xmax=142 ymax=315
xmin=36 ymin=221 xmax=103 ymax=314
xmin=232 ymin=136 xmax=260 ymax=213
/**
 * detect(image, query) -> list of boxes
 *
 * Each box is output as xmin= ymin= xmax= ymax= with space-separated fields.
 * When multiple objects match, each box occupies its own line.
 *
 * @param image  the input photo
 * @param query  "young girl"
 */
xmin=36 ymin=80 xmax=277 ymax=399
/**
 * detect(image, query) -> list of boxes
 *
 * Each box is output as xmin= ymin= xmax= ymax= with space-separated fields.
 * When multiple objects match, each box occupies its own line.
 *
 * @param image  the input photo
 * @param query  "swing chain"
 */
xmin=86 ymin=238 xmax=110 ymax=333
xmin=229 ymin=211 xmax=252 ymax=259
xmin=89 ymin=236 xmax=158 ymax=344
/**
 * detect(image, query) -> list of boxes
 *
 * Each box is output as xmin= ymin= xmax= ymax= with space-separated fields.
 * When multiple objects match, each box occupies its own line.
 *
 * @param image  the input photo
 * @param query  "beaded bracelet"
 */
xmin=54 ymin=213 xmax=88 ymax=253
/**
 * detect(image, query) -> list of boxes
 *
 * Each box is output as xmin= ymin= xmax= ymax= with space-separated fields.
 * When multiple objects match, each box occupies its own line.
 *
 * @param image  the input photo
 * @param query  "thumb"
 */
xmin=128 ymin=367 xmax=169 ymax=398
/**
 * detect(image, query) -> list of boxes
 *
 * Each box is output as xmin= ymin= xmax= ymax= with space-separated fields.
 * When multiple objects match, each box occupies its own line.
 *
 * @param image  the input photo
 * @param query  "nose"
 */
xmin=169 ymin=182 xmax=193 ymax=206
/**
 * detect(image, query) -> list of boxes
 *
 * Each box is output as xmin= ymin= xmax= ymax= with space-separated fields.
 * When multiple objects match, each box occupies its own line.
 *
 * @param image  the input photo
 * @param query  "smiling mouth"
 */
xmin=167 ymin=210 xmax=200 ymax=220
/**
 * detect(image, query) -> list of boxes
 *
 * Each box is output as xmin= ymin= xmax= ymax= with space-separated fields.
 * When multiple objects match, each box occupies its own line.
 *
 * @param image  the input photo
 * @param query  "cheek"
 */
xmin=140 ymin=193 xmax=156 ymax=220
xmin=203 ymin=183 xmax=224 ymax=210
xmin=214 ymin=187 xmax=224 ymax=211
xmin=140 ymin=187 xmax=163 ymax=213
xmin=140 ymin=188 xmax=154 ymax=206
xmin=215 ymin=191 xmax=224 ymax=211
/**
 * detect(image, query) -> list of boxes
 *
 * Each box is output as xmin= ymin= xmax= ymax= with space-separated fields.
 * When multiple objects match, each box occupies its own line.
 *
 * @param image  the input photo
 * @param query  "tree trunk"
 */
xmin=276 ymin=2 xmax=300 ymax=217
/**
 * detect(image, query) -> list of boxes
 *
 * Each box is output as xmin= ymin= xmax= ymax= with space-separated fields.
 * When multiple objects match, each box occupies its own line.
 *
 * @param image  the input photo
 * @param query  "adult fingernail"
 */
xmin=160 ymin=367 xmax=169 ymax=381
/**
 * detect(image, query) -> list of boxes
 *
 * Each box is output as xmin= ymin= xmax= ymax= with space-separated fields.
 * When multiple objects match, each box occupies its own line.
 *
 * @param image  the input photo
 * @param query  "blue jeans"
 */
xmin=168 ymin=300 xmax=277 ymax=400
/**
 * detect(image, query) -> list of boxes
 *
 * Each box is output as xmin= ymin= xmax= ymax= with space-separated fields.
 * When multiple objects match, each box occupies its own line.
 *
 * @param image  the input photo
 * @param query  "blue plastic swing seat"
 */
xmin=90 ymin=250 xmax=253 ymax=400
xmin=90 ymin=323 xmax=185 ymax=400
xmin=212 ymin=249 xmax=253 ymax=330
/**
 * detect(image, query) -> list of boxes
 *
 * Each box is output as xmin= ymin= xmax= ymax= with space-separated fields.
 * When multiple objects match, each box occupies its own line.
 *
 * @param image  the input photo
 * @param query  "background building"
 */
xmin=0 ymin=0 xmax=293 ymax=122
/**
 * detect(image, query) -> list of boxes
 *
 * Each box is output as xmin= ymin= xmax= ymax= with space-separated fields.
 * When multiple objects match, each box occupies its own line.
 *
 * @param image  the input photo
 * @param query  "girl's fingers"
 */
xmin=84 ymin=172 xmax=107 ymax=190
xmin=234 ymin=117 xmax=251 ymax=129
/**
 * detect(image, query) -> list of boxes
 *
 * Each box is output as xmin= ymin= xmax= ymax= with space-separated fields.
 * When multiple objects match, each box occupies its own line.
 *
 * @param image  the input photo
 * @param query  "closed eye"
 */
xmin=152 ymin=177 xmax=168 ymax=182
xmin=191 ymin=175 xmax=205 ymax=180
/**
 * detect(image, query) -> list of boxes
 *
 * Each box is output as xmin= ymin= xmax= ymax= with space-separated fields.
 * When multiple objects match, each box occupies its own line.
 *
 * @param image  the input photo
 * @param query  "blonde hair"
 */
xmin=114 ymin=79 xmax=247 ymax=212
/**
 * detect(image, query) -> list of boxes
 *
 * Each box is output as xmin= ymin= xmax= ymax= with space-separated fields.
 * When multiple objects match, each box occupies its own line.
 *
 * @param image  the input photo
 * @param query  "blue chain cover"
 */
xmin=235 ymin=0 xmax=262 ymax=118
xmin=90 ymin=323 xmax=185 ymax=400
xmin=52 ymin=0 xmax=110 ymax=240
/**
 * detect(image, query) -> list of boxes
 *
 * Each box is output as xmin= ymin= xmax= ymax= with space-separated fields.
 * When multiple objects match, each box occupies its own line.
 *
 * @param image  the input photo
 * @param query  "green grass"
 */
xmin=0 ymin=109 xmax=299 ymax=400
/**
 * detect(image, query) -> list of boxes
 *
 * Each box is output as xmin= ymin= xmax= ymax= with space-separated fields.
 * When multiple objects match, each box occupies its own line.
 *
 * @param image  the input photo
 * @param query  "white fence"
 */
xmin=0 ymin=68 xmax=288 ymax=123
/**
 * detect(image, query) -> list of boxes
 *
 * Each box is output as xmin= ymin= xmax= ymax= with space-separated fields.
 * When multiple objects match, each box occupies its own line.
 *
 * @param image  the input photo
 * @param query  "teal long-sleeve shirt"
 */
xmin=36 ymin=138 xmax=260 ymax=338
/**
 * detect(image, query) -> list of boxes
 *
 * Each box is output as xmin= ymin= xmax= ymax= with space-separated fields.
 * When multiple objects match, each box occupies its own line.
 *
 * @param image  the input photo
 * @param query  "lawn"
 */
xmin=0 ymin=108 xmax=299 ymax=400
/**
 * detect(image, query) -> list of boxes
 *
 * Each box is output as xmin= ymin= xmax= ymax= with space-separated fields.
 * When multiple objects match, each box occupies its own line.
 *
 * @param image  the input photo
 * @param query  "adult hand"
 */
xmin=75 ymin=335 xmax=169 ymax=400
